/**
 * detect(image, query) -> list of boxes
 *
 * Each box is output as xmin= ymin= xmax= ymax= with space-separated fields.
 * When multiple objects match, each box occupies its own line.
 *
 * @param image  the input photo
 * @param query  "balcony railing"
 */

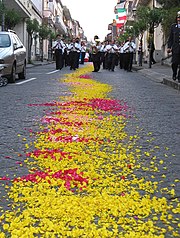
xmin=55 ymin=15 xmax=67 ymax=34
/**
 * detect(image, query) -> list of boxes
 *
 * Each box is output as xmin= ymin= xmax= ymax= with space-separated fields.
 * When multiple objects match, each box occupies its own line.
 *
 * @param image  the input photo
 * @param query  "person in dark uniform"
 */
xmin=80 ymin=41 xmax=86 ymax=64
xmin=123 ymin=36 xmax=136 ymax=72
xmin=167 ymin=11 xmax=180 ymax=82
xmin=68 ymin=38 xmax=81 ymax=70
xmin=52 ymin=34 xmax=64 ymax=70
xmin=91 ymin=35 xmax=101 ymax=72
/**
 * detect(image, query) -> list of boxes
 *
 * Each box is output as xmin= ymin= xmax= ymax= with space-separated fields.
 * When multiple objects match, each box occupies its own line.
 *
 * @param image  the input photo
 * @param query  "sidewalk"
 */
xmin=132 ymin=62 xmax=180 ymax=91
xmin=27 ymin=60 xmax=180 ymax=91
xmin=26 ymin=60 xmax=54 ymax=68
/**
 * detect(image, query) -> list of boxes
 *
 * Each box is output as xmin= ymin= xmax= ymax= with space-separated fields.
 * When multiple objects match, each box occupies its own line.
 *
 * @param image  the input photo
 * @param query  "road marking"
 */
xmin=46 ymin=70 xmax=59 ymax=74
xmin=16 ymin=78 xmax=37 ymax=85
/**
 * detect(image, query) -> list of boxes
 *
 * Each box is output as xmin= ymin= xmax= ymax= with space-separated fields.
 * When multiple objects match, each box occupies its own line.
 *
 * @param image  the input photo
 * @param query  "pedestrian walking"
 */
xmin=148 ymin=38 xmax=156 ymax=65
xmin=138 ymin=41 xmax=143 ymax=66
xmin=52 ymin=34 xmax=64 ymax=70
xmin=167 ymin=11 xmax=180 ymax=82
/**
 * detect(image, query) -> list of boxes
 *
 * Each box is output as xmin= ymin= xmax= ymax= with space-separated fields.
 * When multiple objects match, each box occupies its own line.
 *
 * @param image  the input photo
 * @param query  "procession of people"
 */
xmin=52 ymin=33 xmax=137 ymax=73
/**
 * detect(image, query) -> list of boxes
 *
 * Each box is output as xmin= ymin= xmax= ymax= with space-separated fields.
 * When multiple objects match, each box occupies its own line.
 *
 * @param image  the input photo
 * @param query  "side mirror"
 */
xmin=14 ymin=43 xmax=18 ymax=50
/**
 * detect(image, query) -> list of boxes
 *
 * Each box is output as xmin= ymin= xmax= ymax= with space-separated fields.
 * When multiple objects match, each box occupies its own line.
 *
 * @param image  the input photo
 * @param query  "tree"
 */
xmin=155 ymin=1 xmax=180 ymax=40
xmin=0 ymin=1 xmax=5 ymax=30
xmin=4 ymin=9 xmax=21 ymax=30
xmin=26 ymin=19 xmax=39 ymax=63
xmin=135 ymin=6 xmax=164 ymax=67
xmin=156 ymin=0 xmax=180 ymax=9
xmin=136 ymin=6 xmax=164 ymax=36
xmin=161 ymin=7 xmax=180 ymax=40
xmin=38 ymin=24 xmax=51 ymax=62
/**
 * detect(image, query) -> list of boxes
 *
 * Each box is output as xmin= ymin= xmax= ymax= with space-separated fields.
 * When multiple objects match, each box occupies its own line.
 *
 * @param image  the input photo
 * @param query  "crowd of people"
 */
xmin=52 ymin=9 xmax=180 ymax=81
xmin=52 ymin=34 xmax=137 ymax=73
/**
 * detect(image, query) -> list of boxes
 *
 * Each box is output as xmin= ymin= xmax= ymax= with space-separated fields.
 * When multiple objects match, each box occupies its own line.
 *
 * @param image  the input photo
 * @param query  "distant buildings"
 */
xmin=1 ymin=0 xmax=86 ymax=60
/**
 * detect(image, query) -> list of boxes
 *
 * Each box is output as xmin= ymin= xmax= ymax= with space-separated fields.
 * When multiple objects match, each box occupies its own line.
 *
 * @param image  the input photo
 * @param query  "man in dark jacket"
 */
xmin=167 ymin=11 xmax=180 ymax=82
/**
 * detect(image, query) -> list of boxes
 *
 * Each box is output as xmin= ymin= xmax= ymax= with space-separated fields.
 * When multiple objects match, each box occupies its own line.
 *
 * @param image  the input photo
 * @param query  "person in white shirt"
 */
xmin=105 ymin=40 xmax=118 ymax=71
xmin=75 ymin=38 xmax=81 ymax=69
xmin=52 ymin=34 xmax=64 ymax=70
xmin=123 ymin=36 xmax=136 ymax=72
xmin=68 ymin=38 xmax=81 ymax=70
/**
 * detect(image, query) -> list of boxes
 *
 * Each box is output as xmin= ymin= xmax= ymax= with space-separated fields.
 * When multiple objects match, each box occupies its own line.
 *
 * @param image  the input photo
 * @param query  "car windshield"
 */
xmin=0 ymin=34 xmax=11 ymax=48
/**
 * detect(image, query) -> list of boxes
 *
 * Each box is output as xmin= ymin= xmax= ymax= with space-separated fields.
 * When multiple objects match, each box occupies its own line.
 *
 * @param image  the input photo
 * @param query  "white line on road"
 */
xmin=46 ymin=70 xmax=59 ymax=75
xmin=16 ymin=78 xmax=37 ymax=85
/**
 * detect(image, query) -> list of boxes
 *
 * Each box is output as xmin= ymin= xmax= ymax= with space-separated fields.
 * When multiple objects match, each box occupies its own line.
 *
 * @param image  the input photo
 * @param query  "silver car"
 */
xmin=0 ymin=30 xmax=26 ymax=83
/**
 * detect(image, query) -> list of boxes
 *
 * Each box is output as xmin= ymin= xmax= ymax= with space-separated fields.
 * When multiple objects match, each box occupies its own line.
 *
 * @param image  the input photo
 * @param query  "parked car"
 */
xmin=0 ymin=30 xmax=26 ymax=83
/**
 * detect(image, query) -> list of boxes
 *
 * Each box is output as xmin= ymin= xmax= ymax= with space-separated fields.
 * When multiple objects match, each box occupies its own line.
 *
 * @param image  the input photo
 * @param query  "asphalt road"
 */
xmin=0 ymin=63 xmax=179 ymax=235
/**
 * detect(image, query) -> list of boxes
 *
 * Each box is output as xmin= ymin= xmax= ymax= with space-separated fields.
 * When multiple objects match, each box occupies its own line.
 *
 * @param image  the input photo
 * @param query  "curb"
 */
xmin=163 ymin=78 xmax=180 ymax=91
xmin=133 ymin=65 xmax=180 ymax=91
xmin=27 ymin=61 xmax=54 ymax=68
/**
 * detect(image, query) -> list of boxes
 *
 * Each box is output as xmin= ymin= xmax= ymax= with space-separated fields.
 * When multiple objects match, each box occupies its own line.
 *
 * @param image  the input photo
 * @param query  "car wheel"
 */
xmin=3 ymin=77 xmax=8 ymax=86
xmin=9 ymin=64 xmax=16 ymax=83
xmin=18 ymin=62 xmax=26 ymax=79
xmin=0 ymin=78 xmax=3 ymax=87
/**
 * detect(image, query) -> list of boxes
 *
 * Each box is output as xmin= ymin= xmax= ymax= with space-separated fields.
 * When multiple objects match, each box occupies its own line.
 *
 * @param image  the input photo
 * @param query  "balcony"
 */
xmin=63 ymin=6 xmax=71 ymax=21
xmin=43 ymin=9 xmax=54 ymax=25
xmin=3 ymin=0 xmax=31 ymax=18
xmin=55 ymin=15 xmax=67 ymax=34
xmin=138 ymin=0 xmax=151 ymax=5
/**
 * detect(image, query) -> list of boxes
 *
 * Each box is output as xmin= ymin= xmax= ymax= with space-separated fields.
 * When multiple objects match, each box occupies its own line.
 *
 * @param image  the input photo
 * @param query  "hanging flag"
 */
xmin=118 ymin=15 xmax=127 ymax=21
xmin=117 ymin=8 xmax=126 ymax=24
xmin=115 ymin=7 xmax=126 ymax=29
xmin=117 ymin=8 xmax=126 ymax=13
xmin=116 ymin=23 xmax=124 ymax=28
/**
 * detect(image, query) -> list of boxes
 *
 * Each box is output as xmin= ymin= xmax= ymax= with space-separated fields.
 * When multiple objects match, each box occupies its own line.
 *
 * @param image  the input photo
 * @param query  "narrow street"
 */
xmin=0 ymin=63 xmax=179 ymax=237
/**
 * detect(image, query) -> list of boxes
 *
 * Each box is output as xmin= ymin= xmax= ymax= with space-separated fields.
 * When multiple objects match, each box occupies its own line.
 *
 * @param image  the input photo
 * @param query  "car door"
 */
xmin=12 ymin=34 xmax=24 ymax=73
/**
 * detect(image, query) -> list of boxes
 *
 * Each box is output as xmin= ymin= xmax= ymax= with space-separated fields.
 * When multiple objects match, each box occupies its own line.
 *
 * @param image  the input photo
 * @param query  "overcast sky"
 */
xmin=62 ymin=0 xmax=117 ymax=41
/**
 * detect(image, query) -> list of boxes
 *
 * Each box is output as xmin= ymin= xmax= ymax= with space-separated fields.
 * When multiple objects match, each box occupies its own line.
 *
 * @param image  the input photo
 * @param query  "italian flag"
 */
xmin=117 ymin=8 xmax=127 ymax=21
xmin=116 ymin=23 xmax=124 ymax=28
xmin=115 ymin=8 xmax=126 ymax=28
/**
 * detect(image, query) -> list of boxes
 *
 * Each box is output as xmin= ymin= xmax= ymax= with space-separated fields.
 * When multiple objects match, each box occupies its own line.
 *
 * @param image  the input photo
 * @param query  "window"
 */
xmin=0 ymin=34 xmax=11 ymax=48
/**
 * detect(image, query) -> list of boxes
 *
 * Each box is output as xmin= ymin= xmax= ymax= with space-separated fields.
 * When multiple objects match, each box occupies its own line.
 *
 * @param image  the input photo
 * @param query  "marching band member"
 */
xmin=110 ymin=40 xmax=119 ymax=71
xmin=80 ymin=41 xmax=86 ymax=64
xmin=123 ymin=36 xmax=136 ymax=72
xmin=91 ymin=35 xmax=101 ymax=72
xmin=68 ymin=38 xmax=81 ymax=70
xmin=52 ymin=34 xmax=65 ymax=70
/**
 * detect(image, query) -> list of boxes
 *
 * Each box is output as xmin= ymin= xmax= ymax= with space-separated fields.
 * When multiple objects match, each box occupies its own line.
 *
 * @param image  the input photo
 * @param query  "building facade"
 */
xmin=1 ymin=0 xmax=85 ymax=61
xmin=110 ymin=0 xmax=169 ymax=64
